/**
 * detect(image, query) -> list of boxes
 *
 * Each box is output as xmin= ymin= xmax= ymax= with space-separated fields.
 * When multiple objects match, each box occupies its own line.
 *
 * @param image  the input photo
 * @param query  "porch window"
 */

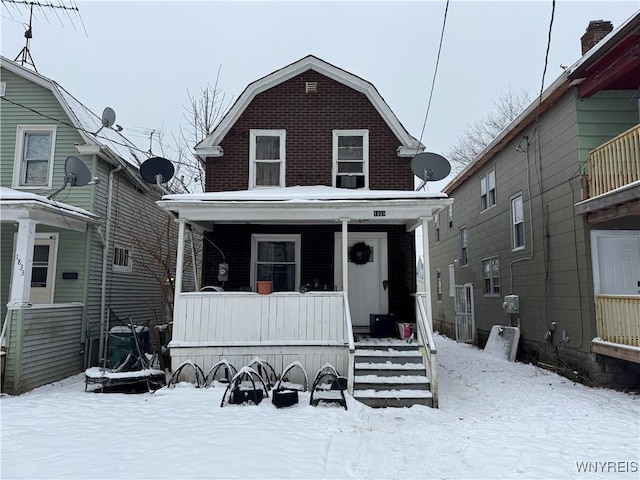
xmin=13 ymin=125 xmax=57 ymax=188
xmin=333 ymin=130 xmax=368 ymax=189
xmin=483 ymin=256 xmax=500 ymax=295
xmin=511 ymin=193 xmax=525 ymax=250
xmin=249 ymin=129 xmax=286 ymax=188
xmin=113 ymin=244 xmax=132 ymax=273
xmin=460 ymin=226 xmax=468 ymax=266
xmin=251 ymin=234 xmax=301 ymax=292
xmin=480 ymin=170 xmax=496 ymax=211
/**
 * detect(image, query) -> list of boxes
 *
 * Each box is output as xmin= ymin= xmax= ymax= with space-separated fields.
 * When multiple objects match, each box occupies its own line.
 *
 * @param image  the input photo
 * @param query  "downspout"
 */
xmin=98 ymin=163 xmax=123 ymax=364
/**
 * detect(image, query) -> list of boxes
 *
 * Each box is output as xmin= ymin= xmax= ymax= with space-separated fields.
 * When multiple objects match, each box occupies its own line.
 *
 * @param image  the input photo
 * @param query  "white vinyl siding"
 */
xmin=13 ymin=125 xmax=57 ymax=188
xmin=249 ymin=129 xmax=286 ymax=188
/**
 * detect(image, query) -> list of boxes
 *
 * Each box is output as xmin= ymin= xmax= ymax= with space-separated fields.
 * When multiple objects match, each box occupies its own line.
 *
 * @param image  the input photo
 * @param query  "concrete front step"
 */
xmin=354 ymin=389 xmax=433 ymax=408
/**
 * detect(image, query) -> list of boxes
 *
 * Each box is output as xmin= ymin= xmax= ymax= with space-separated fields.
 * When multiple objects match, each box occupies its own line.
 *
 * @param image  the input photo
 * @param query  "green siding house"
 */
xmin=429 ymin=15 xmax=639 ymax=388
xmin=0 ymin=56 xmax=184 ymax=394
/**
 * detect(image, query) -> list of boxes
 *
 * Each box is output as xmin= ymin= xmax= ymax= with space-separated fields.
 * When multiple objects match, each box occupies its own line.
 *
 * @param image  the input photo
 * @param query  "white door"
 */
xmin=335 ymin=233 xmax=388 ymax=328
xmin=29 ymin=236 xmax=58 ymax=304
xmin=592 ymin=231 xmax=640 ymax=295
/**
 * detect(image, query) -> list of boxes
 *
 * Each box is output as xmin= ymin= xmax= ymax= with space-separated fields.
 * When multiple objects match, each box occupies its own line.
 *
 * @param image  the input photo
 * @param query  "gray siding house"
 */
xmin=0 ymin=56 xmax=191 ymax=394
xmin=429 ymin=16 xmax=639 ymax=388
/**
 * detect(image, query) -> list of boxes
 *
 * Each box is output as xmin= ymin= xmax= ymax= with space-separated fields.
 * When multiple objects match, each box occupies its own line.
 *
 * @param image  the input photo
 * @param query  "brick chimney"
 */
xmin=581 ymin=20 xmax=613 ymax=55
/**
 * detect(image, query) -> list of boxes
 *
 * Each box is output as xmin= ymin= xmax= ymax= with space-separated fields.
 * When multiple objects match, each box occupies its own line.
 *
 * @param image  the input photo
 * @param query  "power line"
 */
xmin=417 ymin=0 xmax=450 ymax=150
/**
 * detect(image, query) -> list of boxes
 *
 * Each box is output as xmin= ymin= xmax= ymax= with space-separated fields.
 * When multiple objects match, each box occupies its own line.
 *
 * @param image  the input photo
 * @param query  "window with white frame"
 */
xmin=112 ymin=244 xmax=132 ymax=273
xmin=251 ymin=234 xmax=300 ymax=292
xmin=460 ymin=226 xmax=468 ymax=266
xmin=13 ymin=125 xmax=57 ymax=188
xmin=436 ymin=269 xmax=442 ymax=301
xmin=249 ymin=129 xmax=286 ymax=188
xmin=511 ymin=193 xmax=525 ymax=250
xmin=483 ymin=256 xmax=500 ymax=295
xmin=434 ymin=213 xmax=440 ymax=243
xmin=480 ymin=170 xmax=496 ymax=211
xmin=447 ymin=204 xmax=453 ymax=229
xmin=333 ymin=129 xmax=368 ymax=189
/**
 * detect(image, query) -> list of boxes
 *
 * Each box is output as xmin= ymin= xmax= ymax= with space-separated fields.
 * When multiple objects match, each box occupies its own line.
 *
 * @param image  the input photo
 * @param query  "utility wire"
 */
xmin=417 ymin=0 xmax=450 ymax=149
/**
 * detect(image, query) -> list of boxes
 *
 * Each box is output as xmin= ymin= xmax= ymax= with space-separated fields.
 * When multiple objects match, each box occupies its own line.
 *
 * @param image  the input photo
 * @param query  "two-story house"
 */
xmin=157 ymin=55 xmax=452 ymax=407
xmin=0 ymin=56 xmax=194 ymax=394
xmin=429 ymin=15 xmax=639 ymax=388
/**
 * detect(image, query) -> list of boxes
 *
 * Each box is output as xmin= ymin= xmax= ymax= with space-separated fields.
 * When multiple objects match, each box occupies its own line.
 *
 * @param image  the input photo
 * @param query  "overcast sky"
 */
xmin=1 ymin=0 xmax=638 ymax=191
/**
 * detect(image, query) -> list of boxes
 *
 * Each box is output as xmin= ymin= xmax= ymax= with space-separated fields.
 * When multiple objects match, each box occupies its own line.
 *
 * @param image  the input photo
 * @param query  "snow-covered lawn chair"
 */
xmin=246 ymin=357 xmax=278 ymax=388
xmin=271 ymin=361 xmax=309 ymax=408
xmin=221 ymin=366 xmax=270 ymax=406
xmin=205 ymin=360 xmax=237 ymax=387
xmin=310 ymin=363 xmax=347 ymax=410
xmin=168 ymin=360 xmax=205 ymax=388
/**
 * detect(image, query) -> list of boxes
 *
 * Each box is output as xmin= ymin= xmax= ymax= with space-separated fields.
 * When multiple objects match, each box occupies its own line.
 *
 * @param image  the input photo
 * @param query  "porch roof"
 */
xmin=0 ymin=187 xmax=99 ymax=232
xmin=157 ymin=186 xmax=452 ymax=230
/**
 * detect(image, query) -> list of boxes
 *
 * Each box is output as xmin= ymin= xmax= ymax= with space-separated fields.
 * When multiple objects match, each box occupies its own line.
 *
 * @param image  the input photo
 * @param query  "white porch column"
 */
xmin=421 ymin=217 xmax=433 ymax=328
xmin=173 ymin=220 xmax=187 ymax=311
xmin=8 ymin=219 xmax=36 ymax=308
xmin=340 ymin=218 xmax=349 ymax=295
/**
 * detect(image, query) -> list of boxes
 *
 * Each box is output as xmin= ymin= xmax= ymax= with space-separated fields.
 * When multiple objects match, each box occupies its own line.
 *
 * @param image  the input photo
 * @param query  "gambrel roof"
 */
xmin=195 ymin=55 xmax=425 ymax=159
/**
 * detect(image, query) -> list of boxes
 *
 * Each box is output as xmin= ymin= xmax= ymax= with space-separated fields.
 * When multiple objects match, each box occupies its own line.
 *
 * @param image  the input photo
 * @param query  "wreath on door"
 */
xmin=349 ymin=242 xmax=372 ymax=265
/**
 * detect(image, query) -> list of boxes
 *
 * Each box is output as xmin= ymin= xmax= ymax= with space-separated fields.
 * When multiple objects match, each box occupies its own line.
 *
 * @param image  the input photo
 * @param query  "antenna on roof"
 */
xmin=48 ymin=156 xmax=92 ymax=199
xmin=411 ymin=152 xmax=451 ymax=191
xmin=9 ymin=0 xmax=83 ymax=72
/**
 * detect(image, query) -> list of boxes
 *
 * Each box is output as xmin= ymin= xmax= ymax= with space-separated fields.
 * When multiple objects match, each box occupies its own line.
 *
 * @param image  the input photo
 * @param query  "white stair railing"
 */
xmin=415 ymin=293 xmax=439 ymax=408
xmin=343 ymin=292 xmax=355 ymax=394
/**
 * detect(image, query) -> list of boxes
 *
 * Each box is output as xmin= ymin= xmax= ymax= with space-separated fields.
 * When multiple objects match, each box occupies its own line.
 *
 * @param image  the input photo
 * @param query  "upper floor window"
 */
xmin=483 ymin=256 xmax=500 ymax=295
xmin=480 ymin=170 xmax=496 ymax=211
xmin=249 ymin=129 xmax=286 ymax=188
xmin=13 ymin=125 xmax=57 ymax=189
xmin=333 ymin=129 xmax=369 ymax=189
xmin=447 ymin=204 xmax=453 ymax=229
xmin=113 ymin=244 xmax=132 ymax=273
xmin=434 ymin=213 xmax=440 ymax=243
xmin=460 ymin=226 xmax=468 ymax=266
xmin=511 ymin=193 xmax=525 ymax=250
xmin=436 ymin=269 xmax=442 ymax=301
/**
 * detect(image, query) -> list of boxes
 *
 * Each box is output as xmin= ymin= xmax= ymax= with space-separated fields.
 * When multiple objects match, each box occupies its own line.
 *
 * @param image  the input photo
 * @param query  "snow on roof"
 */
xmin=0 ymin=56 xmax=142 ymax=170
xmin=0 ymin=187 xmax=98 ymax=220
xmin=161 ymin=185 xmax=447 ymax=202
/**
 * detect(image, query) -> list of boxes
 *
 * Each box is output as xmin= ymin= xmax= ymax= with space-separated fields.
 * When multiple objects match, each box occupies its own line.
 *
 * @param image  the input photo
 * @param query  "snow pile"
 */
xmin=1 ymin=334 xmax=638 ymax=479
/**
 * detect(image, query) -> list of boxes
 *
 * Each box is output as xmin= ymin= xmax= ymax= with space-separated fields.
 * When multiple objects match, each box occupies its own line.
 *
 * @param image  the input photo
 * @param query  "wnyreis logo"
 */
xmin=576 ymin=461 xmax=638 ymax=473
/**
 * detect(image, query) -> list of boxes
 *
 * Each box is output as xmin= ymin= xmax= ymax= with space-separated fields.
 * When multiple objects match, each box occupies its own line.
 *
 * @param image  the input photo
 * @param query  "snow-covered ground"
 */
xmin=2 ymin=334 xmax=638 ymax=479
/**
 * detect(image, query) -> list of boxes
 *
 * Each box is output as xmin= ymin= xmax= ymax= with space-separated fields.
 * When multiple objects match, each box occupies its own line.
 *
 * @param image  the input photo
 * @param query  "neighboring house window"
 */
xmin=511 ymin=193 xmax=525 ymax=250
xmin=460 ymin=226 xmax=468 ymax=266
xmin=251 ymin=234 xmax=301 ymax=292
xmin=483 ymin=256 xmax=500 ymax=295
xmin=113 ymin=244 xmax=132 ymax=273
xmin=333 ymin=129 xmax=369 ymax=189
xmin=480 ymin=170 xmax=496 ymax=211
xmin=436 ymin=270 xmax=442 ymax=301
xmin=434 ymin=214 xmax=440 ymax=243
xmin=13 ymin=125 xmax=57 ymax=188
xmin=249 ymin=129 xmax=286 ymax=188
xmin=447 ymin=204 xmax=453 ymax=229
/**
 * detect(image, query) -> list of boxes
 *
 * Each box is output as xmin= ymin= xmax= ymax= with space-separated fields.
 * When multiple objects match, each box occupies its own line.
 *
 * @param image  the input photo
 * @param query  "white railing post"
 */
xmin=173 ymin=220 xmax=186 ymax=316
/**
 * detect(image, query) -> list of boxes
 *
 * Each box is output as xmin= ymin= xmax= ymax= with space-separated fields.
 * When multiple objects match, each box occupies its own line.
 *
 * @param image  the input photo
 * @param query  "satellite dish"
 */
xmin=140 ymin=157 xmax=175 ymax=185
xmin=101 ymin=107 xmax=116 ymax=128
xmin=48 ymin=156 xmax=92 ymax=199
xmin=411 ymin=152 xmax=451 ymax=190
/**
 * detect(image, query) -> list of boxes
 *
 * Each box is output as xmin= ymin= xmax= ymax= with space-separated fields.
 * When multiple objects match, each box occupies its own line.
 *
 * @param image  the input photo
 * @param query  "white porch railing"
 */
xmin=415 ymin=293 xmax=439 ymax=408
xmin=171 ymin=291 xmax=347 ymax=346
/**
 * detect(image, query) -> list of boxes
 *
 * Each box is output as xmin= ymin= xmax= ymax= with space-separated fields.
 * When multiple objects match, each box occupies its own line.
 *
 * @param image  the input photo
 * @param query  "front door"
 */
xmin=591 ymin=230 xmax=640 ymax=295
xmin=29 ymin=235 xmax=58 ymax=304
xmin=334 ymin=232 xmax=388 ymax=328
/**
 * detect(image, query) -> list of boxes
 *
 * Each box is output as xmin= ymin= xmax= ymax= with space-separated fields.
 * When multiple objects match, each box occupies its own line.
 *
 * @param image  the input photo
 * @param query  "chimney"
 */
xmin=581 ymin=20 xmax=613 ymax=55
